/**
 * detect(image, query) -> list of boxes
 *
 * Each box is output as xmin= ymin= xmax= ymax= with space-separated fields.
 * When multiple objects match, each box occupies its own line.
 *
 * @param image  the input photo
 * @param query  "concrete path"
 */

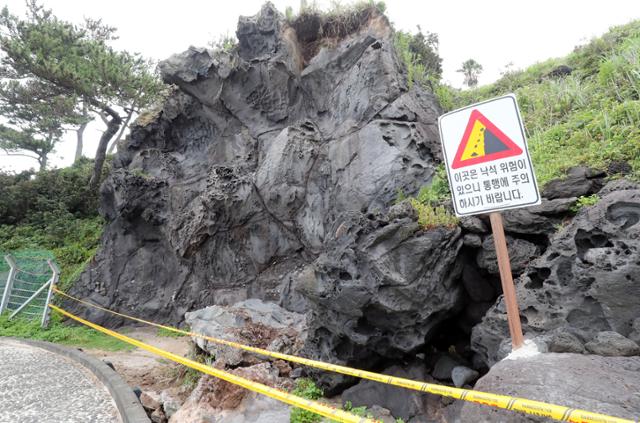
xmin=0 ymin=338 xmax=121 ymax=423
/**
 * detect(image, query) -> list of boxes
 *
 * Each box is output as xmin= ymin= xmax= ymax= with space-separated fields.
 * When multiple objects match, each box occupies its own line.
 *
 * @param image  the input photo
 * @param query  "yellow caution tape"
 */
xmin=49 ymin=304 xmax=375 ymax=423
xmin=53 ymin=289 xmax=637 ymax=423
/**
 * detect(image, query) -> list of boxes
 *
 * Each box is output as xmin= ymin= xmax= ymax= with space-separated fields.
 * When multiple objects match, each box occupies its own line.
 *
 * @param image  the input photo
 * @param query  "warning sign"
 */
xmin=452 ymin=110 xmax=522 ymax=168
xmin=438 ymin=94 xmax=540 ymax=216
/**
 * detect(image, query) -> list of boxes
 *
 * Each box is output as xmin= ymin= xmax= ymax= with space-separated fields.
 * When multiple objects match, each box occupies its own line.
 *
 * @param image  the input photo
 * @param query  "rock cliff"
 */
xmin=67 ymin=3 xmax=640 ymax=400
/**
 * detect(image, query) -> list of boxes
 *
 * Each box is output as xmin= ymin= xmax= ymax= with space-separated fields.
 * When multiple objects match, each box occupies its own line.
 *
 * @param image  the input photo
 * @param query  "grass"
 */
xmin=431 ymin=20 xmax=640 ymax=188
xmin=0 ymin=312 xmax=133 ymax=351
xmin=157 ymin=326 xmax=187 ymax=338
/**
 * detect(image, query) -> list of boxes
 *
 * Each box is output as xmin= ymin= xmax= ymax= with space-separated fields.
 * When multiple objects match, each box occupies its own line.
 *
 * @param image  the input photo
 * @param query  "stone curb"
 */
xmin=10 ymin=338 xmax=150 ymax=423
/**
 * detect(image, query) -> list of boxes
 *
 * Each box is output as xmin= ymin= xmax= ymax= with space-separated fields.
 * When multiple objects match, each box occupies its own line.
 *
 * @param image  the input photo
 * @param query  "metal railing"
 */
xmin=0 ymin=254 xmax=59 ymax=328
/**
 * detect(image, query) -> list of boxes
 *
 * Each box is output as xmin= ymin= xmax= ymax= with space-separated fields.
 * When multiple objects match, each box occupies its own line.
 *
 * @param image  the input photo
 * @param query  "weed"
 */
xmin=570 ymin=194 xmax=600 ymax=213
xmin=290 ymin=378 xmax=324 ymax=423
xmin=343 ymin=400 xmax=373 ymax=418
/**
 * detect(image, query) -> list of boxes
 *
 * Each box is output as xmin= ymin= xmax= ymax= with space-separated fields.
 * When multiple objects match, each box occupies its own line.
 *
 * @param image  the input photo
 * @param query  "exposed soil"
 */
xmin=85 ymin=326 xmax=191 ymax=395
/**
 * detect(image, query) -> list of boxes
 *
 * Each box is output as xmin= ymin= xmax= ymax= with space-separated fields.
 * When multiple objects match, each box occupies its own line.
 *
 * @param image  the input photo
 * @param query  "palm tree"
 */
xmin=458 ymin=59 xmax=483 ymax=87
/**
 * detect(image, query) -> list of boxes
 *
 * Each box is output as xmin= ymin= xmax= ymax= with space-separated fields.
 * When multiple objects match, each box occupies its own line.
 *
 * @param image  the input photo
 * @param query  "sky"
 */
xmin=1 ymin=0 xmax=639 ymax=172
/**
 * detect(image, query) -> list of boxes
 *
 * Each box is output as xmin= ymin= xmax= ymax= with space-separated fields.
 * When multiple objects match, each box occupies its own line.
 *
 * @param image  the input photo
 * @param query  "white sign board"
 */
xmin=438 ymin=94 xmax=540 ymax=217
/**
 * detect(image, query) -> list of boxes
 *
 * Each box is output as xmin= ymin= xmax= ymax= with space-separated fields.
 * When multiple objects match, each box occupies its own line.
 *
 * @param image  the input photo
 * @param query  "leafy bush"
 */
xmin=416 ymin=166 xmax=450 ymax=204
xmin=394 ymin=28 xmax=442 ymax=88
xmin=0 ymin=158 xmax=106 ymax=292
xmin=290 ymin=378 xmax=324 ymax=423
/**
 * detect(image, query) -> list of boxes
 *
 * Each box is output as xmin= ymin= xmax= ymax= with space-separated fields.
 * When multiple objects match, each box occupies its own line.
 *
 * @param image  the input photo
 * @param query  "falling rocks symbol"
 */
xmin=452 ymin=109 xmax=522 ymax=169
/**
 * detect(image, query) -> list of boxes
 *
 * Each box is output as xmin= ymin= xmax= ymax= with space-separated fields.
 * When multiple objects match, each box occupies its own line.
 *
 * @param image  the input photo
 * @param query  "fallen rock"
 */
xmin=150 ymin=408 xmax=167 ymax=423
xmin=169 ymin=362 xmax=293 ymax=422
xmin=585 ymin=331 xmax=640 ymax=357
xmin=451 ymin=366 xmax=479 ymax=388
xmin=160 ymin=391 xmax=181 ymax=419
xmin=431 ymin=355 xmax=461 ymax=381
xmin=458 ymin=353 xmax=640 ymax=422
xmin=140 ymin=390 xmax=162 ymax=411
xmin=211 ymin=395 xmax=290 ymax=423
xmin=472 ymin=186 xmax=640 ymax=365
xmin=184 ymin=299 xmax=307 ymax=366
xmin=341 ymin=361 xmax=433 ymax=422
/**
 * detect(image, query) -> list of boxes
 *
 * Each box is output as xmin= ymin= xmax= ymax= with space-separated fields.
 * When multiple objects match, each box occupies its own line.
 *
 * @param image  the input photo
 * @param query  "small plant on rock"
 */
xmin=570 ymin=194 xmax=600 ymax=213
xmin=290 ymin=378 xmax=324 ymax=423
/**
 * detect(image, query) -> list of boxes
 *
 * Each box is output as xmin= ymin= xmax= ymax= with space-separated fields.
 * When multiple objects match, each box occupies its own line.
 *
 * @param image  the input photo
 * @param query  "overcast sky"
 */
xmin=1 ymin=0 xmax=639 ymax=172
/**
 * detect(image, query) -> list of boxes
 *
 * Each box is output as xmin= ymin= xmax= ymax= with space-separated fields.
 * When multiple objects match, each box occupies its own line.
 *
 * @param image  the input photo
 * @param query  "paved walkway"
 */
xmin=0 ymin=338 xmax=121 ymax=423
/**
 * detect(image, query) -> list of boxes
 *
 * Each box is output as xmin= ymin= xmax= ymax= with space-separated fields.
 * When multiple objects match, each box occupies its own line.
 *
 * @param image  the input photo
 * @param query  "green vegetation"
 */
xmin=0 ymin=1 xmax=163 ymax=187
xmin=0 ymin=159 xmax=105 ymax=292
xmin=169 ymin=348 xmax=213 ymax=389
xmin=343 ymin=401 xmax=372 ymax=418
xmin=290 ymin=378 xmax=324 ymax=423
xmin=570 ymin=194 xmax=600 ymax=213
xmin=398 ymin=165 xmax=458 ymax=230
xmin=0 ymin=312 xmax=132 ymax=351
xmin=394 ymin=27 xmax=442 ymax=88
xmin=457 ymin=59 xmax=483 ymax=88
xmin=157 ymin=327 xmax=187 ymax=338
xmin=435 ymin=21 xmax=640 ymax=187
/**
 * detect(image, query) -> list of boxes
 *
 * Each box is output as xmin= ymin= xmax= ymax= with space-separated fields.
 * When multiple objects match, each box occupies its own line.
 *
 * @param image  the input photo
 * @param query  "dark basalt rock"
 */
xmin=541 ymin=166 xmax=605 ymax=200
xmin=471 ymin=184 xmax=640 ymax=365
xmin=66 ymin=4 xmax=456 ymax=377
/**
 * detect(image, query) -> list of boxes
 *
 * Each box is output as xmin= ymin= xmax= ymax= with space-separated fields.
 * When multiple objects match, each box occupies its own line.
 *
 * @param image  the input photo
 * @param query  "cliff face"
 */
xmin=68 ymin=4 xmax=458 ymax=364
xmin=68 ymin=4 xmax=640 ymax=391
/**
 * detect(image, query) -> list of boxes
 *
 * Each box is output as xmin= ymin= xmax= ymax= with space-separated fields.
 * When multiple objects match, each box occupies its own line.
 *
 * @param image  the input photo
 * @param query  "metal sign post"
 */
xmin=438 ymin=94 xmax=540 ymax=350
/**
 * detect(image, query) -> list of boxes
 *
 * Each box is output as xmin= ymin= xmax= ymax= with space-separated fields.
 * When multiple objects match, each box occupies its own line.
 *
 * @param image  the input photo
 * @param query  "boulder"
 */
xmin=140 ymin=390 xmax=162 ymax=411
xmin=451 ymin=366 xmax=479 ymax=388
xmin=585 ymin=331 xmax=640 ymax=357
xmin=341 ymin=361 xmax=433 ymax=422
xmin=184 ymin=299 xmax=307 ymax=366
xmin=169 ymin=362 xmax=292 ymax=422
xmin=548 ymin=329 xmax=585 ymax=354
xmin=472 ymin=187 xmax=640 ymax=365
xmin=458 ymin=353 xmax=640 ymax=422
xmin=431 ymin=355 xmax=461 ymax=381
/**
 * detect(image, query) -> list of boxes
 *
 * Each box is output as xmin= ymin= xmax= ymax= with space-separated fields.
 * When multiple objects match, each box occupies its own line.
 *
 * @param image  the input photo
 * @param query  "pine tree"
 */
xmin=0 ymin=1 xmax=163 ymax=188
